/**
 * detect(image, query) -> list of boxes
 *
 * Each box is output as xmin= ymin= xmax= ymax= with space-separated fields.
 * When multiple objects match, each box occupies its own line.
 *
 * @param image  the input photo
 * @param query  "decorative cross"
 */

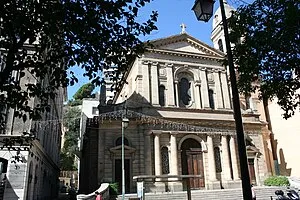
xmin=180 ymin=23 xmax=187 ymax=34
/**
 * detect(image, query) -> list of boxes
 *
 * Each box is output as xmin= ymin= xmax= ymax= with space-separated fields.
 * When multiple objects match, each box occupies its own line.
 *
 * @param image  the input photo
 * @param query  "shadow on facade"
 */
xmin=3 ymin=180 xmax=19 ymax=200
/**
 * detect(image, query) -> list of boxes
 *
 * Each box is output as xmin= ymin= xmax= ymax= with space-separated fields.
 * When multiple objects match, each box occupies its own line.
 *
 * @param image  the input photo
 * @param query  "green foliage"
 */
xmin=109 ymin=182 xmax=119 ymax=195
xmin=60 ymin=106 xmax=81 ymax=170
xmin=229 ymin=0 xmax=300 ymax=119
xmin=264 ymin=176 xmax=290 ymax=186
xmin=73 ymin=83 xmax=95 ymax=100
xmin=67 ymin=99 xmax=83 ymax=107
xmin=0 ymin=0 xmax=158 ymax=127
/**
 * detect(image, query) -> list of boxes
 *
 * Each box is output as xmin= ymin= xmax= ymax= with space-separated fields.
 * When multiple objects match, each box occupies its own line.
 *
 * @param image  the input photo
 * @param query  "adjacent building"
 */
xmin=0 ymin=45 xmax=66 ymax=199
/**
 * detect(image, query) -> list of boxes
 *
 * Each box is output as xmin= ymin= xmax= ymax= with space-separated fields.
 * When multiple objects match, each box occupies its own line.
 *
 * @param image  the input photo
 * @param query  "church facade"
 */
xmin=79 ymin=30 xmax=270 ymax=194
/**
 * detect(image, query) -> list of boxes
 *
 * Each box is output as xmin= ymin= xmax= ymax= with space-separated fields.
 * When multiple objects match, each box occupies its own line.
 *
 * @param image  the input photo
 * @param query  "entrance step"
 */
xmin=116 ymin=186 xmax=288 ymax=200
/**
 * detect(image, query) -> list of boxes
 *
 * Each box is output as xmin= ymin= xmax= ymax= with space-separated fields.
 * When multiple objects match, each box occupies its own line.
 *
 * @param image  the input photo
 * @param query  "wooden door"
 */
xmin=115 ymin=159 xmax=130 ymax=193
xmin=248 ymin=158 xmax=256 ymax=185
xmin=186 ymin=151 xmax=205 ymax=189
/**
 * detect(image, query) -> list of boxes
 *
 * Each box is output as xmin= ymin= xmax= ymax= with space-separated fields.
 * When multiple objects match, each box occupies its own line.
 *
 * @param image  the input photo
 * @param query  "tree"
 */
xmin=0 ymin=0 xmax=157 ymax=128
xmin=68 ymin=82 xmax=95 ymax=106
xmin=229 ymin=0 xmax=300 ymax=119
xmin=61 ymin=106 xmax=81 ymax=170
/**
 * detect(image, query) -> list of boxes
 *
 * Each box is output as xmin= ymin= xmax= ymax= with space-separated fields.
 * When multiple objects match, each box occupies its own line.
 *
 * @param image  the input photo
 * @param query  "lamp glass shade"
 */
xmin=192 ymin=0 xmax=215 ymax=22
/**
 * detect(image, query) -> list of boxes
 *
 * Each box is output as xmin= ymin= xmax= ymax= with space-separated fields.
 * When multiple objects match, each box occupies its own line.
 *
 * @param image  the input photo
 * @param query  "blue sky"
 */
xmin=67 ymin=0 xmax=253 ymax=100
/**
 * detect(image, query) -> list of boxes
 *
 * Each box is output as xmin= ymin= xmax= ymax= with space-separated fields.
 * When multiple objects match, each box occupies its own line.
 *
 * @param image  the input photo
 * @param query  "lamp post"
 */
xmin=192 ymin=1 xmax=252 ymax=200
xmin=121 ymin=117 xmax=129 ymax=200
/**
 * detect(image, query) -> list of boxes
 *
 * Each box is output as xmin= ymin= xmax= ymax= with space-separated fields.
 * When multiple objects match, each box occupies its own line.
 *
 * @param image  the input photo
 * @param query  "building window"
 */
xmin=218 ymin=39 xmax=224 ymax=52
xmin=161 ymin=147 xmax=170 ymax=174
xmin=115 ymin=137 xmax=129 ymax=146
xmin=159 ymin=85 xmax=165 ymax=107
xmin=92 ymin=107 xmax=99 ymax=115
xmin=179 ymin=78 xmax=191 ymax=107
xmin=214 ymin=147 xmax=222 ymax=173
xmin=208 ymin=89 xmax=215 ymax=109
xmin=245 ymin=94 xmax=251 ymax=110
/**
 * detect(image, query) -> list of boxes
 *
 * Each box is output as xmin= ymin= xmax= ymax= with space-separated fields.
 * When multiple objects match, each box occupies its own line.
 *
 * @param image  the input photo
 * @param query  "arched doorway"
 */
xmin=181 ymin=138 xmax=205 ymax=189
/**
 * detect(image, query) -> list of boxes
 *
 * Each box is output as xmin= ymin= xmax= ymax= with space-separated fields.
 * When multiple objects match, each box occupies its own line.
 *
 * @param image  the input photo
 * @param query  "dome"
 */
xmin=212 ymin=1 xmax=235 ymax=30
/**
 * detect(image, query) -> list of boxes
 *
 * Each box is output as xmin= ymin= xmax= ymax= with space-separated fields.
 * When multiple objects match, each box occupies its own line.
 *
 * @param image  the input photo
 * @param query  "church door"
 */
xmin=115 ymin=159 xmax=130 ymax=193
xmin=186 ymin=150 xmax=205 ymax=189
xmin=181 ymin=138 xmax=205 ymax=189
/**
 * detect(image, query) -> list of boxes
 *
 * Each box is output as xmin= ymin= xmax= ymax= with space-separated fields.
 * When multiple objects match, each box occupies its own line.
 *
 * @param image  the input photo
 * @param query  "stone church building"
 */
xmin=79 ymin=2 xmax=272 ymax=195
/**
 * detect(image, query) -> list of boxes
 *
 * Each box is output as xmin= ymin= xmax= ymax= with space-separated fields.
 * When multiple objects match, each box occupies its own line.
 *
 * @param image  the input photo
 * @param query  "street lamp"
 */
xmin=192 ymin=0 xmax=215 ymax=22
xmin=121 ymin=117 xmax=129 ymax=200
xmin=192 ymin=0 xmax=252 ymax=200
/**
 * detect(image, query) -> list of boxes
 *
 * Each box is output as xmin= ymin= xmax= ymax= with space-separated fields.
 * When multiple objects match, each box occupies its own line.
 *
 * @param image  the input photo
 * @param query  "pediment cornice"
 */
xmin=146 ymin=48 xmax=224 ymax=62
xmin=149 ymin=33 xmax=225 ymax=58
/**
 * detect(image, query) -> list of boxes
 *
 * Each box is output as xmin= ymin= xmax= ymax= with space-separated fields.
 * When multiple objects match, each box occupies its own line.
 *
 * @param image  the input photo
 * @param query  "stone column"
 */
xmin=194 ymin=81 xmax=202 ymax=109
xmin=174 ymin=80 xmax=179 ymax=107
xmin=144 ymin=132 xmax=152 ymax=175
xmin=229 ymin=136 xmax=240 ymax=180
xmin=254 ymin=153 xmax=260 ymax=185
xmin=200 ymin=68 xmax=210 ymax=108
xmin=221 ymin=135 xmax=232 ymax=180
xmin=154 ymin=133 xmax=162 ymax=176
xmin=207 ymin=135 xmax=217 ymax=181
xmin=170 ymin=133 xmax=178 ymax=176
xmin=220 ymin=71 xmax=231 ymax=109
xmin=151 ymin=62 xmax=159 ymax=106
xmin=214 ymin=70 xmax=224 ymax=109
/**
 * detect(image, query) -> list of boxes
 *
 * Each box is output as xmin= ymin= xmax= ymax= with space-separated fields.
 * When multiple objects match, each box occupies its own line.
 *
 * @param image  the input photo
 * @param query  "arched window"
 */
xmin=218 ymin=39 xmax=224 ymax=52
xmin=179 ymin=78 xmax=191 ymax=107
xmin=115 ymin=137 xmax=129 ymax=146
xmin=159 ymin=85 xmax=165 ymax=107
xmin=161 ymin=147 xmax=169 ymax=174
xmin=208 ymin=89 xmax=215 ymax=109
xmin=214 ymin=147 xmax=222 ymax=173
xmin=245 ymin=94 xmax=251 ymax=110
xmin=0 ymin=158 xmax=8 ymax=174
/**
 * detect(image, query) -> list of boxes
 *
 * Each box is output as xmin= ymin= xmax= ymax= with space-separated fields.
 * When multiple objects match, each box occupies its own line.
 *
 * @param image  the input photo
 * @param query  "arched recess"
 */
xmin=218 ymin=39 xmax=224 ymax=52
xmin=178 ymin=134 xmax=207 ymax=152
xmin=33 ymin=164 xmax=39 ymax=199
xmin=175 ymin=71 xmax=195 ymax=108
xmin=26 ymin=161 xmax=33 ymax=200
xmin=161 ymin=146 xmax=169 ymax=174
xmin=159 ymin=85 xmax=166 ymax=107
xmin=110 ymin=137 xmax=136 ymax=193
xmin=180 ymin=137 xmax=205 ymax=189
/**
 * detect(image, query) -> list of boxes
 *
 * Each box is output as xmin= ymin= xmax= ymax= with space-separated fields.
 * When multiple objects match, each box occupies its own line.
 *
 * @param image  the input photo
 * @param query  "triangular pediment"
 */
xmin=149 ymin=33 xmax=224 ymax=57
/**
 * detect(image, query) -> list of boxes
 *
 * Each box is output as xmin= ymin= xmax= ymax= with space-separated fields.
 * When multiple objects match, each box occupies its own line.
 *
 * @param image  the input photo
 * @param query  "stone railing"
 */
xmin=77 ymin=183 xmax=110 ymax=200
xmin=289 ymin=177 xmax=300 ymax=190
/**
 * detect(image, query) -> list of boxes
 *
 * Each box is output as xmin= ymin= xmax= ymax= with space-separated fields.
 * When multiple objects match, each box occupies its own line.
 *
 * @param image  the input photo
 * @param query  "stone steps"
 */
xmin=116 ymin=186 xmax=288 ymax=200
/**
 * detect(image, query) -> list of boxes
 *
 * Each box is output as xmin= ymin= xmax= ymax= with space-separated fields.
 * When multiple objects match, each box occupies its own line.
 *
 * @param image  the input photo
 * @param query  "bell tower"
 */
xmin=211 ymin=0 xmax=235 ymax=53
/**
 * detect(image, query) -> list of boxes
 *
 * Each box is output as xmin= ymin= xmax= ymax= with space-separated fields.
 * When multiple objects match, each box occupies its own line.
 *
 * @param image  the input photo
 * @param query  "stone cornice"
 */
xmin=146 ymin=48 xmax=224 ymax=62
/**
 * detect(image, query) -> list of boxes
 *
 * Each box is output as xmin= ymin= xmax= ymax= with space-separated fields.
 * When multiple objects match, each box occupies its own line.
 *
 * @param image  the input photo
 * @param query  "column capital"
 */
xmin=152 ymin=130 xmax=162 ymax=135
xmin=170 ymin=131 xmax=179 ymax=136
xmin=199 ymin=67 xmax=207 ymax=71
xmin=195 ymin=80 xmax=201 ymax=86
xmin=166 ymin=63 xmax=174 ymax=67
xmin=141 ymin=60 xmax=151 ymax=65
xmin=152 ymin=62 xmax=159 ymax=66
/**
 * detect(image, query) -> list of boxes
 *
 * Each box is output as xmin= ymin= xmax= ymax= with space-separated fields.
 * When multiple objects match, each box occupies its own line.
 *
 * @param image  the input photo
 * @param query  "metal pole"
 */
xmin=219 ymin=0 xmax=252 ymax=199
xmin=122 ymin=120 xmax=125 ymax=200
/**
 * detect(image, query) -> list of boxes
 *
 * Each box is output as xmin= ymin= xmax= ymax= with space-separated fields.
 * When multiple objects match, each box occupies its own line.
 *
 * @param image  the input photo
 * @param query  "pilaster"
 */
xmin=220 ymin=71 xmax=231 ymax=109
xmin=213 ymin=70 xmax=224 ymax=109
xmin=151 ymin=62 xmax=159 ymax=106
xmin=199 ymin=67 xmax=210 ymax=108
